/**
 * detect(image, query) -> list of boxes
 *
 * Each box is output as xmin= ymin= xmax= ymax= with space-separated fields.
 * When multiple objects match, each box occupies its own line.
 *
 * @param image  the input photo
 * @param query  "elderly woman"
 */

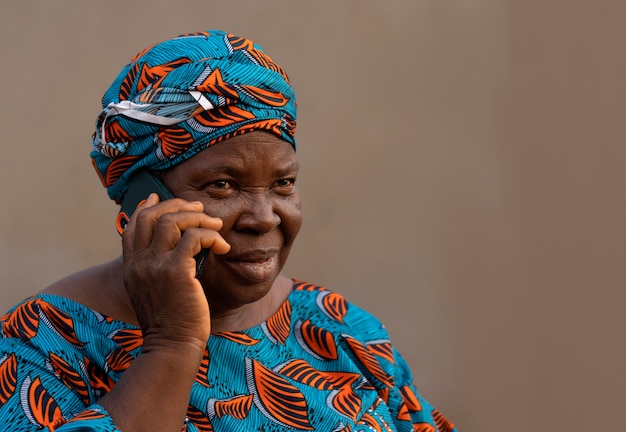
xmin=0 ymin=30 xmax=456 ymax=431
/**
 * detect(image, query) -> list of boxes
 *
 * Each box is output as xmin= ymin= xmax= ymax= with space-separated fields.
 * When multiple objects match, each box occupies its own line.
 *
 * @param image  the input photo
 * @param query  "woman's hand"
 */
xmin=121 ymin=193 xmax=231 ymax=351
xmin=97 ymin=194 xmax=230 ymax=432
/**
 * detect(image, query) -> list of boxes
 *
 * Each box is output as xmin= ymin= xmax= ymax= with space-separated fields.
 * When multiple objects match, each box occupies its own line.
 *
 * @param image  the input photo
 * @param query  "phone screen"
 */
xmin=117 ymin=170 xmax=210 ymax=278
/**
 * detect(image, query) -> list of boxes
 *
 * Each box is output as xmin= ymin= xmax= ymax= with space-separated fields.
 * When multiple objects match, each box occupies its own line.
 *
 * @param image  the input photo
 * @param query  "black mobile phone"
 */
xmin=117 ymin=170 xmax=210 ymax=278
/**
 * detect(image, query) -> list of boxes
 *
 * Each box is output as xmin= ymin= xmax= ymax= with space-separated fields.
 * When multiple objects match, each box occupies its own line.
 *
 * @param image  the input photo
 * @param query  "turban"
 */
xmin=90 ymin=30 xmax=297 ymax=203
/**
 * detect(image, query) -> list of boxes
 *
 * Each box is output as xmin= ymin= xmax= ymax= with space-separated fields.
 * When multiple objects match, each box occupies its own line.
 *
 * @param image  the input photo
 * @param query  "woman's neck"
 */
xmin=208 ymin=274 xmax=293 ymax=333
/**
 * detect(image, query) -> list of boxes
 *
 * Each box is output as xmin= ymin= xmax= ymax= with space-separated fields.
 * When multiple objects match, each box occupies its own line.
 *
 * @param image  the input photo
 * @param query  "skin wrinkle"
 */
xmin=238 ymin=188 xmax=282 ymax=234
xmin=160 ymin=131 xmax=302 ymax=332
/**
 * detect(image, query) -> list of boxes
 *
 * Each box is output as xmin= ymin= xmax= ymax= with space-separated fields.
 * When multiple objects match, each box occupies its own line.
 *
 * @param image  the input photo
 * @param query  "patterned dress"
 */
xmin=0 ymin=280 xmax=456 ymax=431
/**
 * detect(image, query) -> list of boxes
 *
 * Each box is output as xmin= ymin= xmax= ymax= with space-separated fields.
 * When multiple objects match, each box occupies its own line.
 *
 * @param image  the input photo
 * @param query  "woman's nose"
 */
xmin=234 ymin=193 xmax=281 ymax=234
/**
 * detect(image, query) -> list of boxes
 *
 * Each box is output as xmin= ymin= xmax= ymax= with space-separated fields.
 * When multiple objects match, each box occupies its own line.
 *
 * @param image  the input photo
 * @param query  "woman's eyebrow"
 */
xmin=275 ymin=161 xmax=299 ymax=174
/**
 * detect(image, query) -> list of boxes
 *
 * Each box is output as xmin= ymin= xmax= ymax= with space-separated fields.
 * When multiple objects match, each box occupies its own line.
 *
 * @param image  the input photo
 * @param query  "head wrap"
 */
xmin=91 ymin=30 xmax=297 ymax=202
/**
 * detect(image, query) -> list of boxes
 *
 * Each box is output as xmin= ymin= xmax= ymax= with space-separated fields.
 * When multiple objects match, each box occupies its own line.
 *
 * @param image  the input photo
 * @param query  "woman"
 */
xmin=0 ymin=30 xmax=456 ymax=431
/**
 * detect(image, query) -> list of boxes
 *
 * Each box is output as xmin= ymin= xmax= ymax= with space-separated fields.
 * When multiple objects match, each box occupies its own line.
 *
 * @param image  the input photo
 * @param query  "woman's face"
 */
xmin=160 ymin=132 xmax=302 ymax=309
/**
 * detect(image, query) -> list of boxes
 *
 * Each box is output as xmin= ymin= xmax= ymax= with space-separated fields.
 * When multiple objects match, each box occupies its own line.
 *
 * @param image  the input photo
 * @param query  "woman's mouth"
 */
xmin=224 ymin=251 xmax=278 ymax=282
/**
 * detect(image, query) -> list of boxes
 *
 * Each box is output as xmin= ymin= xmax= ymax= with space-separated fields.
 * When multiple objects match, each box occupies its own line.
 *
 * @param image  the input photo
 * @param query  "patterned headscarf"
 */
xmin=91 ymin=30 xmax=297 ymax=202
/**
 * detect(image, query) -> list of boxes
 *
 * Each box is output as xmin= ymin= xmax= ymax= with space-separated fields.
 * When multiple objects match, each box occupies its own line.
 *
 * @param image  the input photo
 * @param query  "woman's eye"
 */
xmin=208 ymin=180 xmax=232 ymax=190
xmin=276 ymin=178 xmax=295 ymax=188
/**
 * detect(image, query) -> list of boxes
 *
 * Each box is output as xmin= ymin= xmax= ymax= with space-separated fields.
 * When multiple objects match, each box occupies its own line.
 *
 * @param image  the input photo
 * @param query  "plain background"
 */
xmin=1 ymin=1 xmax=625 ymax=431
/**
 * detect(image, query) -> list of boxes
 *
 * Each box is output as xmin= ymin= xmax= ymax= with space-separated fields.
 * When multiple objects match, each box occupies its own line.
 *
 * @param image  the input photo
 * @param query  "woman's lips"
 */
xmin=224 ymin=250 xmax=278 ymax=281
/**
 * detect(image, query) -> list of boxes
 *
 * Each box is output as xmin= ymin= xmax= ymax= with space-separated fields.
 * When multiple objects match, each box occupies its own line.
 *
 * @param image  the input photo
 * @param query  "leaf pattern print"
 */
xmin=194 ymin=68 xmax=240 ymax=102
xmin=225 ymin=33 xmax=290 ymax=82
xmin=317 ymin=291 xmax=348 ymax=323
xmin=105 ymin=347 xmax=134 ymax=373
xmin=343 ymin=336 xmax=394 ymax=389
xmin=261 ymin=300 xmax=291 ymax=345
xmin=277 ymin=359 xmax=362 ymax=421
xmin=214 ymin=331 xmax=260 ymax=346
xmin=103 ymin=155 xmax=141 ymax=188
xmin=356 ymin=411 xmax=384 ymax=432
xmin=195 ymin=349 xmax=211 ymax=387
xmin=119 ymin=62 xmax=141 ymax=101
xmin=1 ymin=299 xmax=41 ymax=340
xmin=102 ymin=119 xmax=134 ymax=150
xmin=225 ymin=34 xmax=255 ymax=52
xmin=85 ymin=357 xmax=115 ymax=395
xmin=293 ymin=280 xmax=326 ymax=292
xmin=0 ymin=354 xmax=17 ymax=408
xmin=413 ymin=423 xmax=436 ymax=432
xmin=396 ymin=402 xmax=412 ymax=422
xmin=65 ymin=408 xmax=108 ymax=424
xmin=239 ymin=84 xmax=290 ymax=107
xmin=186 ymin=404 xmax=214 ymax=432
xmin=207 ymin=394 xmax=253 ymax=420
xmin=367 ymin=340 xmax=395 ymax=364
xmin=109 ymin=328 xmax=143 ymax=352
xmin=399 ymin=385 xmax=422 ymax=412
xmin=20 ymin=375 xmax=62 ymax=429
xmin=245 ymin=358 xmax=313 ymax=430
xmin=48 ymin=353 xmax=90 ymax=405
xmin=38 ymin=302 xmax=84 ymax=349
xmin=157 ymin=125 xmax=195 ymax=159
xmin=192 ymin=105 xmax=255 ymax=131
xmin=295 ymin=319 xmax=338 ymax=361
xmin=136 ymin=58 xmax=192 ymax=93
xmin=0 ymin=286 xmax=457 ymax=431
xmin=433 ymin=409 xmax=456 ymax=432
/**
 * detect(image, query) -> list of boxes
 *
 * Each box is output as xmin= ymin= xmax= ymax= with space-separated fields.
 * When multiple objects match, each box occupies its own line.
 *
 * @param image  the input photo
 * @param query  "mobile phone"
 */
xmin=116 ymin=170 xmax=210 ymax=278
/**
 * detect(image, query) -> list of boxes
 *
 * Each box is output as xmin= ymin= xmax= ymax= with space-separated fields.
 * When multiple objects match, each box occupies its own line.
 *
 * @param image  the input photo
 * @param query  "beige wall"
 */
xmin=1 ymin=1 xmax=625 ymax=430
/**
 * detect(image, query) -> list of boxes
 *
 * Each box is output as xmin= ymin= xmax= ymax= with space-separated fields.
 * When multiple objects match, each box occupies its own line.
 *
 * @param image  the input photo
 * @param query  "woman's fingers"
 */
xmin=131 ymin=198 xmax=205 ymax=244
xmin=175 ymin=227 xmax=231 ymax=259
xmin=124 ymin=195 xmax=227 ymax=254
xmin=148 ymin=210 xmax=224 ymax=252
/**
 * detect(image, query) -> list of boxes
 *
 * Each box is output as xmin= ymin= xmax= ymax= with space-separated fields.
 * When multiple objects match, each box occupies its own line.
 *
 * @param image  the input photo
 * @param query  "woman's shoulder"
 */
xmin=0 ymin=290 xmax=140 ymax=370
xmin=1 ymin=291 xmax=136 ymax=336
xmin=1 ymin=257 xmax=138 ymax=337
xmin=290 ymin=279 xmax=389 ymax=341
xmin=2 ymin=293 xmax=101 ymax=333
xmin=38 ymin=258 xmax=138 ymax=326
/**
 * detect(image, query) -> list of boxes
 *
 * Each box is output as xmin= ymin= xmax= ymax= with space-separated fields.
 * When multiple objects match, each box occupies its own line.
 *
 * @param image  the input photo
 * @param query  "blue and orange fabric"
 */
xmin=91 ymin=30 xmax=297 ymax=203
xmin=0 ymin=281 xmax=456 ymax=431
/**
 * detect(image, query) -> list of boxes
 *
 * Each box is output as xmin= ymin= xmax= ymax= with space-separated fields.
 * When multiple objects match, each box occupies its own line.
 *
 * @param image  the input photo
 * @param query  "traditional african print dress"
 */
xmin=0 ymin=280 xmax=456 ymax=431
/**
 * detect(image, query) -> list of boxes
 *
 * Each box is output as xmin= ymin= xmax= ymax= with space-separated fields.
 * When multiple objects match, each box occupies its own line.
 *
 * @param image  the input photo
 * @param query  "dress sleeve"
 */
xmin=0 ymin=337 xmax=120 ymax=431
xmin=390 ymin=348 xmax=458 ymax=432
